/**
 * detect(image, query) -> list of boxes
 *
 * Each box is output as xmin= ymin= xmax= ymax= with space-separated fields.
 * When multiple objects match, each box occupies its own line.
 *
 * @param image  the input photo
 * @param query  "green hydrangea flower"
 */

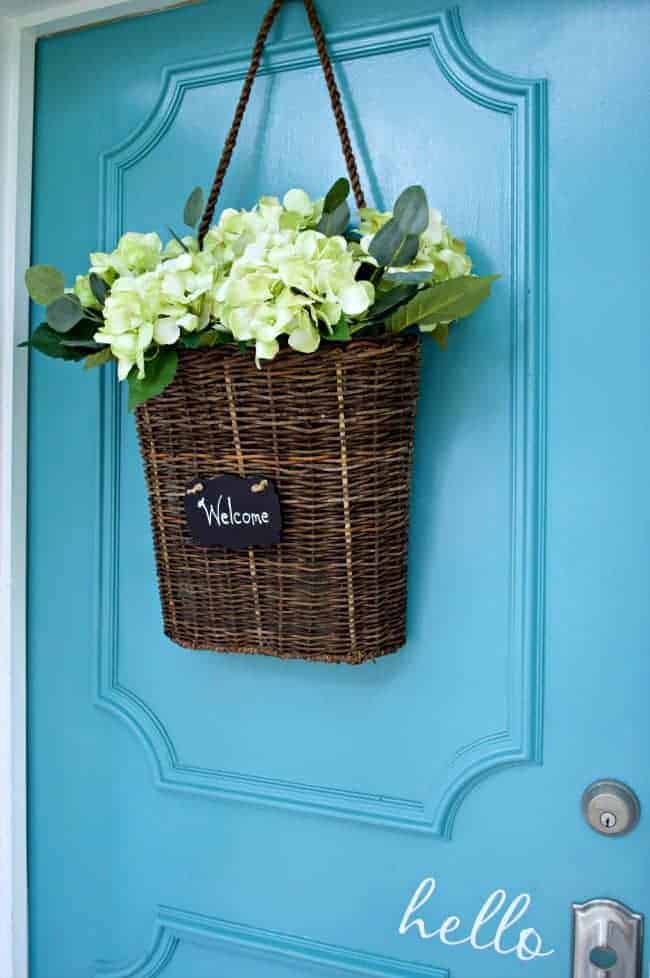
xmin=94 ymin=272 xmax=187 ymax=380
xmin=90 ymin=232 xmax=163 ymax=283
xmin=358 ymin=207 xmax=392 ymax=236
xmin=65 ymin=187 xmax=481 ymax=383
xmin=212 ymin=223 xmax=373 ymax=364
xmin=72 ymin=274 xmax=101 ymax=309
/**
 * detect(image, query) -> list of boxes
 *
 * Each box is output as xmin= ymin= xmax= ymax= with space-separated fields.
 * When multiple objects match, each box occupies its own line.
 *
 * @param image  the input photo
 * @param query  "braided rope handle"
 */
xmin=197 ymin=0 xmax=366 ymax=246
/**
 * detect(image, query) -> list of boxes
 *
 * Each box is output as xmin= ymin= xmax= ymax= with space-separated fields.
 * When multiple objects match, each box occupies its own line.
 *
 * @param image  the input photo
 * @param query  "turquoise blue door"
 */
xmin=28 ymin=1 xmax=650 ymax=976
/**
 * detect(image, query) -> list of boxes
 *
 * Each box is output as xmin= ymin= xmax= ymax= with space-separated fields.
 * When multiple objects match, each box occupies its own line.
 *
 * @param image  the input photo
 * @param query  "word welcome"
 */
xmin=198 ymin=494 xmax=270 ymax=528
xmin=398 ymin=877 xmax=554 ymax=962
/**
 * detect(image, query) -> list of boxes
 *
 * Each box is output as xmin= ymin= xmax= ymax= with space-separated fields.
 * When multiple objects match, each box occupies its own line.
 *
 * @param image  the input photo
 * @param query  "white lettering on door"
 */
xmin=398 ymin=877 xmax=554 ymax=962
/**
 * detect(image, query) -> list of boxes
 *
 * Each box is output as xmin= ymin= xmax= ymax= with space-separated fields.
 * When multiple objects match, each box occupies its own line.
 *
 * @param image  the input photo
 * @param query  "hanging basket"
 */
xmin=136 ymin=336 xmax=420 ymax=663
xmin=134 ymin=0 xmax=422 ymax=663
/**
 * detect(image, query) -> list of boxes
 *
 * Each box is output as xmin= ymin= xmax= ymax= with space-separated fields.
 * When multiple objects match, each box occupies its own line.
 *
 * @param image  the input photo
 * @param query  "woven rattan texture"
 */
xmin=135 ymin=336 xmax=420 ymax=663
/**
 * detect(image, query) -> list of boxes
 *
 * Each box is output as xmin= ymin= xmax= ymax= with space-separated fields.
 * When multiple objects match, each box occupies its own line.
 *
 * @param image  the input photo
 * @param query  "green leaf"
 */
xmin=127 ymin=348 xmax=178 ymax=411
xmin=179 ymin=331 xmax=201 ymax=348
xmin=179 ymin=328 xmax=227 ymax=349
xmin=59 ymin=338 xmax=102 ymax=349
xmin=368 ymin=217 xmax=419 ymax=268
xmin=323 ymin=177 xmax=349 ymax=214
xmin=182 ymin=330 xmax=231 ymax=349
xmin=25 ymin=265 xmax=65 ymax=305
xmin=20 ymin=324 xmax=88 ymax=361
xmin=183 ymin=186 xmax=204 ymax=229
xmin=317 ymin=200 xmax=350 ymax=237
xmin=19 ymin=317 xmax=99 ymax=360
xmin=393 ymin=185 xmax=429 ymax=236
xmin=89 ymin=272 xmax=109 ymax=305
xmin=387 ymin=275 xmax=500 ymax=333
xmin=200 ymin=330 xmax=231 ymax=348
xmin=46 ymin=293 xmax=84 ymax=333
xmin=85 ymin=347 xmax=113 ymax=368
xmin=432 ymin=324 xmax=449 ymax=349
xmin=366 ymin=284 xmax=418 ymax=320
xmin=67 ymin=318 xmax=99 ymax=342
xmin=354 ymin=261 xmax=376 ymax=282
xmin=323 ymin=316 xmax=351 ymax=341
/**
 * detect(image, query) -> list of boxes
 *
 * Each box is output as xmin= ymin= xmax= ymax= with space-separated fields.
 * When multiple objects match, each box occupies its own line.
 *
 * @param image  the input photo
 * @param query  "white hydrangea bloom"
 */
xmin=75 ymin=187 xmax=478 ymax=382
xmin=90 ymin=231 xmax=163 ymax=282
xmin=94 ymin=273 xmax=186 ymax=380
xmin=211 ymin=219 xmax=373 ymax=364
xmin=72 ymin=274 xmax=100 ymax=309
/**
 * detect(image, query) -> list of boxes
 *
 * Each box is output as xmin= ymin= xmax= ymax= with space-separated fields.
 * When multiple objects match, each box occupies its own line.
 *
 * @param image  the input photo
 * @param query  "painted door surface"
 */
xmin=27 ymin=1 xmax=650 ymax=976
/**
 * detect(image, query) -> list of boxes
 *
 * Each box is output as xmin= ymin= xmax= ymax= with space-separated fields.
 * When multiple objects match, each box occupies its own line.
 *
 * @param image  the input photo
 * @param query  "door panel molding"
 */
xmin=95 ymin=8 xmax=548 ymax=837
xmin=95 ymin=905 xmax=448 ymax=978
xmin=0 ymin=6 xmax=202 ymax=978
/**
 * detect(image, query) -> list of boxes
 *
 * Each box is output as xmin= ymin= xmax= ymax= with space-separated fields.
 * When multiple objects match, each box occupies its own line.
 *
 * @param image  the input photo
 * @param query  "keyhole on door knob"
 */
xmin=589 ymin=945 xmax=618 ymax=970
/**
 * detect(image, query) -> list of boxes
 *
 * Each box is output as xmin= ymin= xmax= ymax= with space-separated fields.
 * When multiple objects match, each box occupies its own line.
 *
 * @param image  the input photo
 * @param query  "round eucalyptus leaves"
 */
xmin=22 ymin=179 xmax=498 ymax=409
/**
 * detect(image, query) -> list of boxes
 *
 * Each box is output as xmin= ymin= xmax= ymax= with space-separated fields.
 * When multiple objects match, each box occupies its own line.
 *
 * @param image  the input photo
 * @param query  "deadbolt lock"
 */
xmin=582 ymin=780 xmax=640 ymax=837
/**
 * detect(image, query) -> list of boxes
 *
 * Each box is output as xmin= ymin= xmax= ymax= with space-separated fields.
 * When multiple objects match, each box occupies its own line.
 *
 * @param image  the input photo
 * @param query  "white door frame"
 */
xmin=0 ymin=4 xmax=199 ymax=976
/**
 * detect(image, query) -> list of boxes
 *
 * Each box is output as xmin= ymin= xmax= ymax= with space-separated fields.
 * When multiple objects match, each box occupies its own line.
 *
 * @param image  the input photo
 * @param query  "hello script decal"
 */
xmin=399 ymin=878 xmax=554 ymax=963
xmin=184 ymin=474 xmax=282 ymax=549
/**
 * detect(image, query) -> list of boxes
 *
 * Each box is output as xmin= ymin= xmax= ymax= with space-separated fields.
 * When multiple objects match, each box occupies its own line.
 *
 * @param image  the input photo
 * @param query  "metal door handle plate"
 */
xmin=572 ymin=899 xmax=643 ymax=977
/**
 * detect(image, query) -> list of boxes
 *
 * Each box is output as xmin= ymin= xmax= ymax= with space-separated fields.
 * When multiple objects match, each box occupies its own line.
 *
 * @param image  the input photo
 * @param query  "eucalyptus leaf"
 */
xmin=368 ymin=218 xmax=419 ymax=268
xmin=167 ymin=226 xmax=190 ymax=253
xmin=85 ymin=347 xmax=113 ymax=369
xmin=323 ymin=177 xmax=350 ymax=214
xmin=382 ymin=269 xmax=432 ymax=285
xmin=387 ymin=274 xmax=500 ymax=332
xmin=25 ymin=265 xmax=65 ymax=305
xmin=393 ymin=185 xmax=429 ymax=236
xmin=89 ymin=272 xmax=109 ymax=305
xmin=127 ymin=347 xmax=178 ymax=412
xmin=183 ymin=186 xmax=205 ymax=229
xmin=317 ymin=200 xmax=350 ymax=237
xmin=46 ymin=294 xmax=85 ymax=333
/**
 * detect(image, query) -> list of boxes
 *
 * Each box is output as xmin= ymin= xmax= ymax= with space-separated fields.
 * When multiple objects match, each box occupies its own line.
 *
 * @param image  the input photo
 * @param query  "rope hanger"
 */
xmin=197 ymin=0 xmax=366 ymax=246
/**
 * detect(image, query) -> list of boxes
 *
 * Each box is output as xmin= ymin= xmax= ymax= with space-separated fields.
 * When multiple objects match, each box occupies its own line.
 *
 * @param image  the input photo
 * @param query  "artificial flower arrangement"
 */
xmin=22 ymin=178 xmax=497 ymax=408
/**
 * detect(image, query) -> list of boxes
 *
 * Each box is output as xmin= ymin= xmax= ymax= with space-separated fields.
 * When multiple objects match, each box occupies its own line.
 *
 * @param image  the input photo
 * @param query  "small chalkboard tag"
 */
xmin=184 ymin=474 xmax=282 ymax=550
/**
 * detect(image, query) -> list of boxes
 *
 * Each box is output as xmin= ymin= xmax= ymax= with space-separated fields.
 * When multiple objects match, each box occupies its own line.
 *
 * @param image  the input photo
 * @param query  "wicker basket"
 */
xmin=135 ymin=336 xmax=420 ymax=663
xmin=134 ymin=0 xmax=422 ymax=662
